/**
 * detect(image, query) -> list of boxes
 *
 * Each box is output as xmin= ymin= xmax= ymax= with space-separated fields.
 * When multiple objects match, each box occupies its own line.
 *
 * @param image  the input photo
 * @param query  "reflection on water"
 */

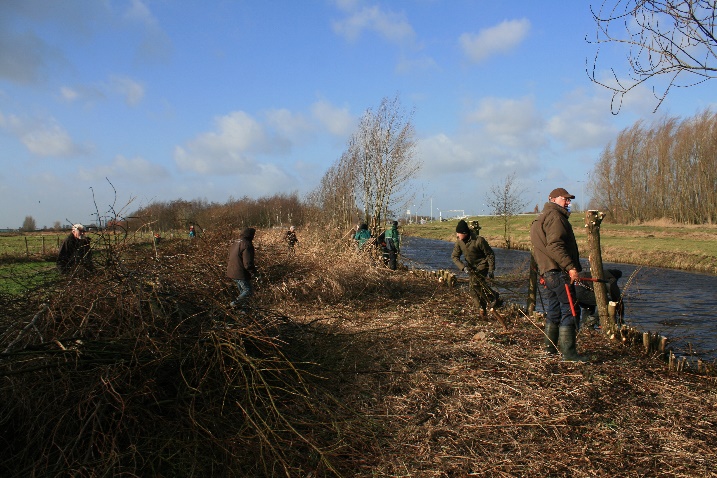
xmin=402 ymin=236 xmax=717 ymax=360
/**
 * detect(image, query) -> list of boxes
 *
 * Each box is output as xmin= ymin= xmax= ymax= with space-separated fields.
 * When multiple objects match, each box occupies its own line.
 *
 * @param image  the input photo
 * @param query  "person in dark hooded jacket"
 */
xmin=227 ymin=228 xmax=257 ymax=310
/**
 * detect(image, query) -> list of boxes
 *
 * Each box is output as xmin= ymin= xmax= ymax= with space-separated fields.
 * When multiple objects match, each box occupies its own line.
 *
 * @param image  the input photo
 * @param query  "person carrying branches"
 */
xmin=452 ymin=219 xmax=501 ymax=319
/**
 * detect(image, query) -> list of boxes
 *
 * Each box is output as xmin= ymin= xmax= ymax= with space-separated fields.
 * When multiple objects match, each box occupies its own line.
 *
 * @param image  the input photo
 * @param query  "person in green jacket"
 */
xmin=354 ymin=223 xmax=372 ymax=251
xmin=452 ymin=219 xmax=500 ymax=319
xmin=378 ymin=221 xmax=401 ymax=270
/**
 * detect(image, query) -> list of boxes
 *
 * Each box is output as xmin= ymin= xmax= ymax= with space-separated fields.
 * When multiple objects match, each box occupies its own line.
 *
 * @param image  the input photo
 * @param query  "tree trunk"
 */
xmin=584 ymin=210 xmax=616 ymax=336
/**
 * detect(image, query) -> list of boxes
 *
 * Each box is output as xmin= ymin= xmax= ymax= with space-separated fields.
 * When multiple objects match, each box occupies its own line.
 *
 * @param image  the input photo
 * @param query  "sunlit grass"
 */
xmin=0 ymin=261 xmax=57 ymax=294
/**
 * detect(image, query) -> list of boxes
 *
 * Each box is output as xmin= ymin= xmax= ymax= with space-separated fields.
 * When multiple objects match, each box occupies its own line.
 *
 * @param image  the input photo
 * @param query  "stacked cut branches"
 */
xmin=0 ymin=227 xmax=389 ymax=477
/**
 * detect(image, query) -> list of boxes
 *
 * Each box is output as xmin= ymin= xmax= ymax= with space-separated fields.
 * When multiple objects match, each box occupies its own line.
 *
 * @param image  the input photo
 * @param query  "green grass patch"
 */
xmin=0 ymin=260 xmax=58 ymax=295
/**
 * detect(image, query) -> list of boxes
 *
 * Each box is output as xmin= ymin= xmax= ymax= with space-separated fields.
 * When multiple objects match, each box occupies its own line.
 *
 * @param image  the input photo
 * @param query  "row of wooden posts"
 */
xmin=413 ymin=210 xmax=715 ymax=376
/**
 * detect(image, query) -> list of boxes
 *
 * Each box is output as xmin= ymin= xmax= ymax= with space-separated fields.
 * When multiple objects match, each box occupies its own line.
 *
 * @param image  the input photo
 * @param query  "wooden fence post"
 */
xmin=584 ymin=210 xmax=616 ymax=337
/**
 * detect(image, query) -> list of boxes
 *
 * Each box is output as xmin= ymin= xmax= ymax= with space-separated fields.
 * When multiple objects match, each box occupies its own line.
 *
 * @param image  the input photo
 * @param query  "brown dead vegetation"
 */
xmin=1 ymin=228 xmax=715 ymax=477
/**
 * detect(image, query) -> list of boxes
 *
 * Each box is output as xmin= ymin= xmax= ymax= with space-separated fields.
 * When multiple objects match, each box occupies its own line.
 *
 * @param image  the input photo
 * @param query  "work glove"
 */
xmin=487 ymin=271 xmax=495 ymax=280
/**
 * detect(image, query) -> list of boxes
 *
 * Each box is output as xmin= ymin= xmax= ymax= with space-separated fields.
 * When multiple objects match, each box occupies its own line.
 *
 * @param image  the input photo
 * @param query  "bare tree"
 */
xmin=306 ymin=150 xmax=358 ymax=230
xmin=353 ymin=95 xmax=420 ymax=231
xmin=485 ymin=173 xmax=528 ymax=249
xmin=21 ymin=216 xmax=37 ymax=232
xmin=309 ymin=95 xmax=421 ymax=234
xmin=588 ymin=0 xmax=717 ymax=112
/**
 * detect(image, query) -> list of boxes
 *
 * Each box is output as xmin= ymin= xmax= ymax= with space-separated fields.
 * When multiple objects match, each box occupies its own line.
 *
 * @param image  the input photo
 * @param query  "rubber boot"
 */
xmin=558 ymin=325 xmax=588 ymax=362
xmin=544 ymin=322 xmax=559 ymax=355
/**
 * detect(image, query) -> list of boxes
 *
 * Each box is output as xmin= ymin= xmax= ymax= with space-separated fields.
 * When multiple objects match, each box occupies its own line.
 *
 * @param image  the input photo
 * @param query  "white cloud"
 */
xmin=173 ymin=111 xmax=273 ymax=174
xmin=417 ymin=97 xmax=546 ymax=181
xmin=0 ymin=113 xmax=89 ymax=157
xmin=466 ymin=96 xmax=546 ymax=149
xmin=460 ymin=18 xmax=530 ymax=63
xmin=78 ymin=154 xmax=169 ymax=182
xmin=59 ymin=84 xmax=105 ymax=105
xmin=122 ymin=0 xmax=172 ymax=64
xmin=311 ymin=100 xmax=356 ymax=137
xmin=59 ymin=76 xmax=144 ymax=107
xmin=332 ymin=5 xmax=415 ymax=44
xmin=418 ymin=133 xmax=479 ymax=174
xmin=265 ymin=108 xmax=312 ymax=140
xmin=547 ymin=89 xmax=620 ymax=150
xmin=123 ymin=0 xmax=156 ymax=27
xmin=109 ymin=75 xmax=145 ymax=106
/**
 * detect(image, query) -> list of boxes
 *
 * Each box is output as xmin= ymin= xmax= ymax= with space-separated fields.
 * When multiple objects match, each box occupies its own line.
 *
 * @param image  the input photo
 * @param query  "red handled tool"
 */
xmin=565 ymin=284 xmax=577 ymax=318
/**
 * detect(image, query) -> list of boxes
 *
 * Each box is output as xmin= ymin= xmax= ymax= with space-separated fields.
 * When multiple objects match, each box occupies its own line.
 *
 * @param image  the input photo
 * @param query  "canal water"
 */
xmin=401 ymin=236 xmax=717 ymax=361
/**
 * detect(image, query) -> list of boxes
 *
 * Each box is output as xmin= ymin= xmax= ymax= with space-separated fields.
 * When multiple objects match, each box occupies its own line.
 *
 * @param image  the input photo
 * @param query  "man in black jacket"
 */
xmin=57 ymin=224 xmax=93 ymax=275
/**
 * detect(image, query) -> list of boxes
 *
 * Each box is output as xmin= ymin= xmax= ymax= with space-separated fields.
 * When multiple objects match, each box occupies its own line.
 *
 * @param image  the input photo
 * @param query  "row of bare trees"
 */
xmin=307 ymin=95 xmax=421 ymax=233
xmin=590 ymin=108 xmax=717 ymax=224
xmin=129 ymin=193 xmax=305 ymax=232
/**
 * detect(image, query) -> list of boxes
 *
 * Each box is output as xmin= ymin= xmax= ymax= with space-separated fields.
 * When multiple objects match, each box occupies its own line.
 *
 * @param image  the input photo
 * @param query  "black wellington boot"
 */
xmin=544 ymin=322 xmax=559 ymax=355
xmin=558 ymin=325 xmax=588 ymax=362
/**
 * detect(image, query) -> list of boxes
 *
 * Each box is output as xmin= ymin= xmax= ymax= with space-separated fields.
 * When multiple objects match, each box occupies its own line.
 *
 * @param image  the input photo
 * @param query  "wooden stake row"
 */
xmin=617 ymin=325 xmax=716 ymax=376
xmin=411 ymin=269 xmax=457 ymax=287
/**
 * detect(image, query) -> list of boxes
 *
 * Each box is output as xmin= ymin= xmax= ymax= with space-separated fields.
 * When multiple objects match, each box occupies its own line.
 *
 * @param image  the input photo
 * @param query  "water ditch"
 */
xmin=401 ymin=236 xmax=717 ymax=361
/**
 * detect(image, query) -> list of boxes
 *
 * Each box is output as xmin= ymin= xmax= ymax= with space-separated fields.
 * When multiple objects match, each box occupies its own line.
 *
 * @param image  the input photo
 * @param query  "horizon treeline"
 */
xmin=590 ymin=108 xmax=717 ymax=224
xmin=128 ymin=192 xmax=310 ymax=232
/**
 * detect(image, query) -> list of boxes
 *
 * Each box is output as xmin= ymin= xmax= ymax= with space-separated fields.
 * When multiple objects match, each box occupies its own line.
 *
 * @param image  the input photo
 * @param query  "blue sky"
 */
xmin=1 ymin=0 xmax=714 ymax=229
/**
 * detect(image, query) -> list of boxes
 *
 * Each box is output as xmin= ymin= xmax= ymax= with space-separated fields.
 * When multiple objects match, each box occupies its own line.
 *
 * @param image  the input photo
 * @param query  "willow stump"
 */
xmin=584 ymin=210 xmax=616 ymax=337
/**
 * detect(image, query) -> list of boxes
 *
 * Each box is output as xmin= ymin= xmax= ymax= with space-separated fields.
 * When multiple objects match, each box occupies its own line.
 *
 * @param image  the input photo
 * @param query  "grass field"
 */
xmin=0 ymin=233 xmax=66 ymax=257
xmin=402 ymin=214 xmax=717 ymax=274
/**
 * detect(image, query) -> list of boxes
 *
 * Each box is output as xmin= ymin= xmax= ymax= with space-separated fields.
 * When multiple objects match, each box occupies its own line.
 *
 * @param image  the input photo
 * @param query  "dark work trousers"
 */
xmin=542 ymin=270 xmax=580 ymax=327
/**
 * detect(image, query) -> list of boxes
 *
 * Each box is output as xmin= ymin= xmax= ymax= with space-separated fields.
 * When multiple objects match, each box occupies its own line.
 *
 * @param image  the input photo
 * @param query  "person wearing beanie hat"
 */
xmin=452 ymin=219 xmax=501 ymax=319
xmin=57 ymin=223 xmax=94 ymax=275
xmin=530 ymin=187 xmax=586 ymax=362
xmin=455 ymin=219 xmax=470 ymax=234
xmin=378 ymin=220 xmax=401 ymax=270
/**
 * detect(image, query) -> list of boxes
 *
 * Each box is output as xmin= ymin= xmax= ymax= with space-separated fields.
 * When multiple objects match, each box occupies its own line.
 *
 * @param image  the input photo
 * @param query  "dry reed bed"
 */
xmin=0 ymin=227 xmax=715 ymax=476
xmin=274 ymin=231 xmax=717 ymax=477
